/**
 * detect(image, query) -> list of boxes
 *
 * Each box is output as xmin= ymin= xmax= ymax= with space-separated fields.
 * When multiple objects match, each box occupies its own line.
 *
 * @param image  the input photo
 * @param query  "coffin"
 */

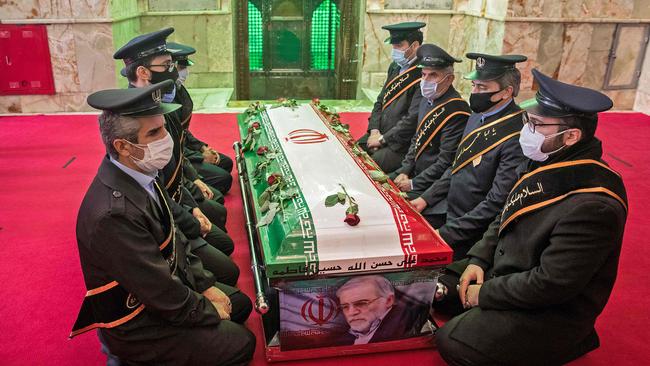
xmin=235 ymin=102 xmax=452 ymax=361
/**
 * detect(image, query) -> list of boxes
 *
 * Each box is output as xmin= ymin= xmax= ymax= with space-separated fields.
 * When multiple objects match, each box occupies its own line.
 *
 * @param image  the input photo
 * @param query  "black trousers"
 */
xmin=197 ymin=198 xmax=228 ymax=232
xmin=433 ymin=267 xmax=600 ymax=366
xmin=193 ymin=155 xmax=233 ymax=195
xmin=435 ymin=321 xmax=502 ymax=366
xmin=100 ymin=294 xmax=254 ymax=366
xmin=358 ymin=133 xmax=405 ymax=173
xmin=192 ymin=241 xmax=240 ymax=287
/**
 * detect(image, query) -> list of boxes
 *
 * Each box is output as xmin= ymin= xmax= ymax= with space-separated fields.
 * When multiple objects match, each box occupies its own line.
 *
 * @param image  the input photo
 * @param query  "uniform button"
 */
xmin=112 ymin=190 xmax=122 ymax=198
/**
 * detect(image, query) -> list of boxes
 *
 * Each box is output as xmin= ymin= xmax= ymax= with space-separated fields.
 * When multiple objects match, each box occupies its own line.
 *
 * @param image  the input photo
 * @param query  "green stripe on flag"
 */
xmin=238 ymin=110 xmax=319 ymax=278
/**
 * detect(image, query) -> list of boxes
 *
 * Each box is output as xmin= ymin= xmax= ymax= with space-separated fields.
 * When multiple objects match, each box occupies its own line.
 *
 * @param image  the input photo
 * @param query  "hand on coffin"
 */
xmin=194 ymin=179 xmax=214 ymax=200
xmin=410 ymin=197 xmax=427 ymax=212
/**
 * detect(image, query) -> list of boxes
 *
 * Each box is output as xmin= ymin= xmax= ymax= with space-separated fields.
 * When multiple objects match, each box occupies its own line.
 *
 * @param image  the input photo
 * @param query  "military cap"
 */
xmin=87 ymin=80 xmax=180 ymax=117
xmin=524 ymin=69 xmax=613 ymax=117
xmin=382 ymin=22 xmax=426 ymax=44
xmin=417 ymin=44 xmax=461 ymax=68
xmin=167 ymin=42 xmax=196 ymax=66
xmin=113 ymin=28 xmax=174 ymax=65
xmin=465 ymin=53 xmax=527 ymax=81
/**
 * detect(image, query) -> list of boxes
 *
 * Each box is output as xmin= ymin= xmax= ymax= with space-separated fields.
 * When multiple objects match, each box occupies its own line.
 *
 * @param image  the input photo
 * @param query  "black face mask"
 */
xmin=148 ymin=68 xmax=179 ymax=93
xmin=469 ymin=90 xmax=501 ymax=113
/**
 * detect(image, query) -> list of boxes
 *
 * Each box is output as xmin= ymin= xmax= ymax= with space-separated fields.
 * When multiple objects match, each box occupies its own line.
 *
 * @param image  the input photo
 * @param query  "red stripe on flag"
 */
xmin=310 ymin=105 xmax=452 ymax=267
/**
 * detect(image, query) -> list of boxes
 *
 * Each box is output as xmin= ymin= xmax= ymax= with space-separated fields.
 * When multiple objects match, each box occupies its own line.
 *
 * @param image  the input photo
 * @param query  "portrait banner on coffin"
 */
xmin=277 ymin=270 xmax=440 ymax=350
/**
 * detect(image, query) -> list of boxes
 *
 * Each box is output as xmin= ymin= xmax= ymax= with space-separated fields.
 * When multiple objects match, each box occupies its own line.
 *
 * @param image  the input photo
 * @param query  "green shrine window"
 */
xmin=247 ymin=0 xmax=339 ymax=71
xmin=248 ymin=1 xmax=264 ymax=71
xmin=310 ymin=0 xmax=339 ymax=70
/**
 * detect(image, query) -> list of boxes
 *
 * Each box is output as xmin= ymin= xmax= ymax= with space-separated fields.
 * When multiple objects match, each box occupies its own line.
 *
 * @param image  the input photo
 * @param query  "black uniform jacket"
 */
xmin=75 ymin=157 xmax=221 ymax=340
xmin=367 ymin=61 xmax=423 ymax=153
xmin=434 ymin=100 xmax=526 ymax=257
xmin=395 ymin=86 xmax=470 ymax=192
xmin=173 ymin=83 xmax=208 ymax=164
xmin=447 ymin=138 xmax=628 ymax=365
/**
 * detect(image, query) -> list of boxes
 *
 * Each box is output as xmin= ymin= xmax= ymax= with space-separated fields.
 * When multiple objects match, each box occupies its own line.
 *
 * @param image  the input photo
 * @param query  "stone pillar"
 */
xmin=634 ymin=37 xmax=650 ymax=114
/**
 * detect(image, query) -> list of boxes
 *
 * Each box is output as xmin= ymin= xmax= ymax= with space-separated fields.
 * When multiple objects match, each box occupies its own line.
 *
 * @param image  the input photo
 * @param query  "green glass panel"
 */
xmin=248 ymin=1 xmax=264 ymax=71
xmin=310 ymin=0 xmax=340 ymax=70
xmin=270 ymin=24 xmax=302 ymax=68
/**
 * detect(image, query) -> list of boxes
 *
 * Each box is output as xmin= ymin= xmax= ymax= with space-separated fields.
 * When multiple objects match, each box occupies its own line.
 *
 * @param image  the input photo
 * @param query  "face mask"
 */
xmin=177 ymin=68 xmax=189 ymax=84
xmin=518 ymin=125 xmax=568 ymax=161
xmin=149 ymin=67 xmax=179 ymax=93
xmin=469 ymin=90 xmax=501 ymax=113
xmin=127 ymin=132 xmax=174 ymax=173
xmin=391 ymin=43 xmax=413 ymax=68
xmin=420 ymin=74 xmax=450 ymax=100
xmin=162 ymin=84 xmax=176 ymax=103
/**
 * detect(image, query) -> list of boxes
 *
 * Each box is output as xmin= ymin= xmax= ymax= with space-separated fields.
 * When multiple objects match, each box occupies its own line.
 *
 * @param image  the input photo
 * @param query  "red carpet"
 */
xmin=0 ymin=111 xmax=648 ymax=365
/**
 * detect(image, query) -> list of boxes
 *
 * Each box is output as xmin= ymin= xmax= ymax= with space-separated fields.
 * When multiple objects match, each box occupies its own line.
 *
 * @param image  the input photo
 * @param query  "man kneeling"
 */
xmin=69 ymin=81 xmax=255 ymax=365
xmin=433 ymin=70 xmax=628 ymax=366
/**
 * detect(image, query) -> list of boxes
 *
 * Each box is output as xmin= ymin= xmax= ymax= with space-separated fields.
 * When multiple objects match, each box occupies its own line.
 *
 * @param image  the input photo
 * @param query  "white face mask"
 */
xmin=519 ymin=125 xmax=568 ymax=161
xmin=127 ymin=132 xmax=174 ymax=173
xmin=391 ymin=43 xmax=413 ymax=68
xmin=177 ymin=68 xmax=189 ymax=84
xmin=420 ymin=74 xmax=450 ymax=100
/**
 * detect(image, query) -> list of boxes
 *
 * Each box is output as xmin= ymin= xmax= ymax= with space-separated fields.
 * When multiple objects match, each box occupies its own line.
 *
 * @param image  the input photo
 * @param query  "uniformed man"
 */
xmin=114 ymin=28 xmax=238 ymax=284
xmin=359 ymin=22 xmax=425 ymax=173
xmin=70 ymin=81 xmax=255 ymax=365
xmin=391 ymin=44 xmax=471 ymax=228
xmin=411 ymin=53 xmax=528 ymax=260
xmin=168 ymin=41 xmax=234 ymax=195
xmin=434 ymin=69 xmax=628 ymax=366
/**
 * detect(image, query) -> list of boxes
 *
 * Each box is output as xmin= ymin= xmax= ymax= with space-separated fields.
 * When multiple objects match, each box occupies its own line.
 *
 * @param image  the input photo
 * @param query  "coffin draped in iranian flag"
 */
xmin=235 ymin=101 xmax=452 ymax=361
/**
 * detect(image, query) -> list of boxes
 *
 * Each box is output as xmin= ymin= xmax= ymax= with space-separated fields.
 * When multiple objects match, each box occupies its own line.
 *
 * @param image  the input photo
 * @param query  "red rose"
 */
xmin=347 ymin=139 xmax=356 ymax=147
xmin=252 ymin=122 xmax=260 ymax=129
xmin=256 ymin=146 xmax=269 ymax=156
xmin=344 ymin=213 xmax=360 ymax=226
xmin=267 ymin=173 xmax=282 ymax=186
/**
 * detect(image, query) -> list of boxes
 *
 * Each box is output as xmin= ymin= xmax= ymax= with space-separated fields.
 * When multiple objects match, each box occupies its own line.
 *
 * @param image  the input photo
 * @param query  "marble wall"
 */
xmin=0 ymin=0 xmax=110 ymax=20
xmin=362 ymin=0 xmax=650 ymax=110
xmin=361 ymin=0 xmax=508 ymax=97
xmin=508 ymin=0 xmax=649 ymax=19
xmin=139 ymin=11 xmax=234 ymax=89
xmin=0 ymin=0 xmax=117 ymax=113
xmin=0 ymin=0 xmax=235 ymax=113
xmin=634 ymin=36 xmax=650 ymax=114
xmin=361 ymin=11 xmax=453 ymax=90
xmin=2 ymin=0 xmax=649 ymax=113
xmin=503 ymin=0 xmax=649 ymax=109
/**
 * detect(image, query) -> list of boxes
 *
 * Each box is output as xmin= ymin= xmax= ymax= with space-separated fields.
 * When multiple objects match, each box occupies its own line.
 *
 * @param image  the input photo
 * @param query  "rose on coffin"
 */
xmin=325 ymin=184 xmax=360 ymax=227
